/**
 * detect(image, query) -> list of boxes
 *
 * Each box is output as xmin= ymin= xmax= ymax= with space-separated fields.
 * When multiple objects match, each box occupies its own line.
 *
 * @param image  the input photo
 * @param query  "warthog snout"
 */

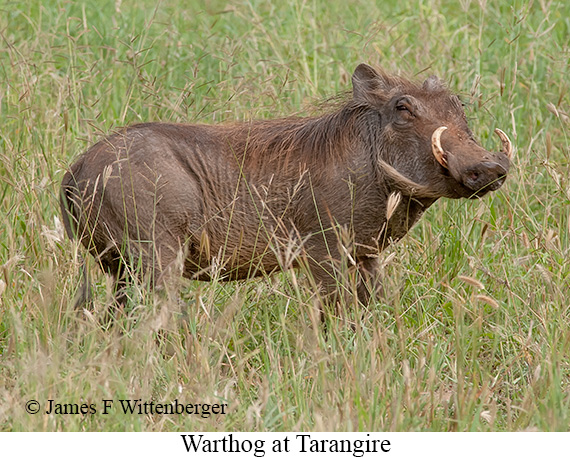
xmin=431 ymin=126 xmax=512 ymax=198
xmin=462 ymin=161 xmax=508 ymax=193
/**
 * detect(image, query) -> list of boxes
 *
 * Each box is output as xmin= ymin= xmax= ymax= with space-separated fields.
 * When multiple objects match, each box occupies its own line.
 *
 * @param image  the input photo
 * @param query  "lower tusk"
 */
xmin=494 ymin=128 xmax=513 ymax=160
xmin=431 ymin=126 xmax=448 ymax=168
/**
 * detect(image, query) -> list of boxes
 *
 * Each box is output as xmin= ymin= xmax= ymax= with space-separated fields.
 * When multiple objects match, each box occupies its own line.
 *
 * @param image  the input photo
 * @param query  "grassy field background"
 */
xmin=1 ymin=0 xmax=569 ymax=431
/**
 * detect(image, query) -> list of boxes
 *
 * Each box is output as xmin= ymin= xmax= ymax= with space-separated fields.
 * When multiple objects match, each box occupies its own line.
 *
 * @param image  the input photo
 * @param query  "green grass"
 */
xmin=1 ymin=0 xmax=569 ymax=431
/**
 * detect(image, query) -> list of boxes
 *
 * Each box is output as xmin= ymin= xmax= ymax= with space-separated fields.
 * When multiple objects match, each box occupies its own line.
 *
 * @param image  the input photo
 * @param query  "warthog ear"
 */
xmin=352 ymin=63 xmax=387 ymax=103
xmin=422 ymin=75 xmax=446 ymax=91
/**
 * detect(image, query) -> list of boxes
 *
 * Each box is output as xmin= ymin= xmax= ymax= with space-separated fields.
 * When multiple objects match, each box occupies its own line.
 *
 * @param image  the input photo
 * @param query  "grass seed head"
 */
xmin=475 ymin=294 xmax=500 ymax=309
xmin=386 ymin=191 xmax=402 ymax=221
xmin=457 ymin=275 xmax=485 ymax=290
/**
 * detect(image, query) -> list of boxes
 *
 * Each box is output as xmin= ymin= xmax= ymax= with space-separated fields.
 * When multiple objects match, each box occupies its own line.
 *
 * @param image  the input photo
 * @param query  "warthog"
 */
xmin=60 ymin=63 xmax=512 ymax=309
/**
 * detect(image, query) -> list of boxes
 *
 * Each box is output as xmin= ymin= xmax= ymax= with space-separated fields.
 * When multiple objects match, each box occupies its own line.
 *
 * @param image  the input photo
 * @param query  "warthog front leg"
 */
xmin=355 ymin=256 xmax=383 ymax=306
xmin=305 ymin=234 xmax=381 ymax=310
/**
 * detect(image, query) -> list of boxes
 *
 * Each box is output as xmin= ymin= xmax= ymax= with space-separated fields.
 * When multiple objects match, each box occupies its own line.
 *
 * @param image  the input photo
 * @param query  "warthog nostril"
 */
xmin=463 ymin=161 xmax=507 ymax=191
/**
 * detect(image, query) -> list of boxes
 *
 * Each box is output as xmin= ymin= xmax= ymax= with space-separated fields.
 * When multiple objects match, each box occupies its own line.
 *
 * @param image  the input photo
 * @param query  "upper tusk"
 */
xmin=494 ymin=128 xmax=513 ymax=160
xmin=431 ymin=126 xmax=448 ymax=168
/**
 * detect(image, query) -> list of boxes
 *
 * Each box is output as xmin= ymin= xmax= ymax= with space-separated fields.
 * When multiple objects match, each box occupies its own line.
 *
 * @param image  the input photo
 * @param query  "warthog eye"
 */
xmin=395 ymin=97 xmax=415 ymax=121
xmin=396 ymin=102 xmax=412 ymax=113
xmin=395 ymin=96 xmax=416 ymax=119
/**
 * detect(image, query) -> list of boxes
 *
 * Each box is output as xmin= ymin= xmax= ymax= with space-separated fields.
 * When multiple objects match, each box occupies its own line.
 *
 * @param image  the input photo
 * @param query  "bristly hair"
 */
xmin=221 ymin=97 xmax=370 ymax=173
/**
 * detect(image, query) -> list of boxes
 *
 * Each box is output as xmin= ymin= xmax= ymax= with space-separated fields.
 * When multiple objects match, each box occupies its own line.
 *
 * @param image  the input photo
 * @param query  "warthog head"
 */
xmin=352 ymin=63 xmax=513 ymax=200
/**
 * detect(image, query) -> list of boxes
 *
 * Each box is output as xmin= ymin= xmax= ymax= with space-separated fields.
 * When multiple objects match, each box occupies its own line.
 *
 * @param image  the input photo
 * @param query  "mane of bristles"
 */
xmin=222 ymin=95 xmax=367 ymax=172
